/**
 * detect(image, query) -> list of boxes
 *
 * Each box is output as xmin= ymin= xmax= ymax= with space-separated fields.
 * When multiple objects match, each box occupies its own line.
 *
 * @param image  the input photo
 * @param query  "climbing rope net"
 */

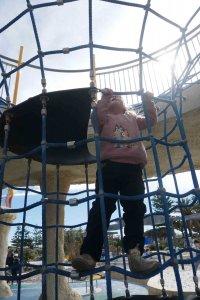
xmin=0 ymin=1 xmax=200 ymax=300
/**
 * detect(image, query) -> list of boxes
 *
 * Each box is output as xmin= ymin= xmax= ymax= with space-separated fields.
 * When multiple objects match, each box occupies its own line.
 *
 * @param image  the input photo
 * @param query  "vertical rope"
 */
xmin=17 ymin=159 xmax=31 ymax=300
xmin=0 ymin=59 xmax=10 ymax=99
xmin=0 ymin=113 xmax=11 ymax=202
xmin=0 ymin=2 xmax=200 ymax=299
xmin=55 ymin=164 xmax=60 ymax=300
xmin=40 ymin=94 xmax=48 ymax=300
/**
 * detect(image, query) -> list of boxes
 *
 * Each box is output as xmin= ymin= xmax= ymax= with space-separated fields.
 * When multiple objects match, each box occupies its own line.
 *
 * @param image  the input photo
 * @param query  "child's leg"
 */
xmin=118 ymin=164 xmax=160 ymax=274
xmin=80 ymin=198 xmax=116 ymax=261
xmin=122 ymin=200 xmax=146 ymax=254
xmin=80 ymin=162 xmax=118 ymax=261
xmin=119 ymin=164 xmax=146 ymax=254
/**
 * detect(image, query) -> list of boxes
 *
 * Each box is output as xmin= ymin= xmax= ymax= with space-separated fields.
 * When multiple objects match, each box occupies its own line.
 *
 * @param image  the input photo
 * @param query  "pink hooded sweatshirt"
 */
xmin=95 ymin=92 xmax=157 ymax=167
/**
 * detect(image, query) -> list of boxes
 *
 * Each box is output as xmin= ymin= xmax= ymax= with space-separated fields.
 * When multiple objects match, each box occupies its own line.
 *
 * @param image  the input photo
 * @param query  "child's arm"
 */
xmin=95 ymin=89 xmax=113 ymax=132
xmin=136 ymin=92 xmax=157 ymax=130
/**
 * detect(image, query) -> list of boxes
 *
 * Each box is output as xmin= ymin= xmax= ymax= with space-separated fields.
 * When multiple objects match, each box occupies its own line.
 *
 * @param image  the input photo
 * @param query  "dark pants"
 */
xmin=80 ymin=161 xmax=146 ymax=261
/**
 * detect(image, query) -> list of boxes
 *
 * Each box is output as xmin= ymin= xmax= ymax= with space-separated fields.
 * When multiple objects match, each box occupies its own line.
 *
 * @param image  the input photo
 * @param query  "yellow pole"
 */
xmin=13 ymin=46 xmax=23 ymax=105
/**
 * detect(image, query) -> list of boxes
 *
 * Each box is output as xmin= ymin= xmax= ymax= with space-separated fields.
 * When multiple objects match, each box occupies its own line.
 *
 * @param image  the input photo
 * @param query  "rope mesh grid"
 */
xmin=0 ymin=1 xmax=200 ymax=300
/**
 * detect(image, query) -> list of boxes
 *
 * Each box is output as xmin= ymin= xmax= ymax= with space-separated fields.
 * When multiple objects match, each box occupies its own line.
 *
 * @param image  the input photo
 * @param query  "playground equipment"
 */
xmin=0 ymin=1 xmax=200 ymax=299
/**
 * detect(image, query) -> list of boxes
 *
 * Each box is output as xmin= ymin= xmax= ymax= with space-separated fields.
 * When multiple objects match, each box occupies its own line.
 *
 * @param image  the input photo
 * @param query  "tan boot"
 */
xmin=128 ymin=245 xmax=160 ymax=274
xmin=72 ymin=254 xmax=96 ymax=272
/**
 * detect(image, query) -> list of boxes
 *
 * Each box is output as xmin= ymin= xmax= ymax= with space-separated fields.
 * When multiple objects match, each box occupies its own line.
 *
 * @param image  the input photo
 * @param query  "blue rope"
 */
xmin=1 ymin=1 xmax=200 ymax=299
xmin=40 ymin=94 xmax=48 ymax=300
xmin=0 ymin=59 xmax=10 ymax=97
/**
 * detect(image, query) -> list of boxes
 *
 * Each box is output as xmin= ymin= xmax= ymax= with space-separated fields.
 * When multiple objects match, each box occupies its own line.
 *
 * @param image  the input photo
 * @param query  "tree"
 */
xmin=32 ymin=227 xmax=42 ymax=249
xmin=150 ymin=195 xmax=176 ymax=246
xmin=64 ymin=228 xmax=84 ymax=259
xmin=173 ymin=197 xmax=200 ymax=238
xmin=108 ymin=234 xmax=121 ymax=256
xmin=11 ymin=225 xmax=22 ymax=249
xmin=23 ymin=228 xmax=34 ymax=249
xmin=23 ymin=248 xmax=36 ymax=265
xmin=152 ymin=195 xmax=174 ymax=213
xmin=11 ymin=226 xmax=34 ymax=249
xmin=152 ymin=194 xmax=200 ymax=239
xmin=145 ymin=227 xmax=167 ymax=241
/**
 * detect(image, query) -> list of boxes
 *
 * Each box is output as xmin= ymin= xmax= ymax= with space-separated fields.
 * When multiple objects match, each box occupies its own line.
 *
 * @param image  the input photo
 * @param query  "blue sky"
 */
xmin=1 ymin=1 xmax=200 ymax=101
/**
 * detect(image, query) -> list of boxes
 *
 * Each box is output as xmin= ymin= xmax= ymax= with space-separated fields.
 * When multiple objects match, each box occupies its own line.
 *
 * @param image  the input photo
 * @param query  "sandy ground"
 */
xmin=148 ymin=265 xmax=200 ymax=296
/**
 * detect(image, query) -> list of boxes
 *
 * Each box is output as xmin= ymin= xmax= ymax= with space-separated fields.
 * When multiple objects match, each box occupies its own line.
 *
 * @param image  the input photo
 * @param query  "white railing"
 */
xmin=0 ymin=24 xmax=200 ymax=109
xmin=95 ymin=24 xmax=200 ymax=108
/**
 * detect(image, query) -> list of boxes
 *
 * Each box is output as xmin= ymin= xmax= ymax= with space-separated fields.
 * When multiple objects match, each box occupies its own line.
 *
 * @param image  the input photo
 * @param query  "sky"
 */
xmin=0 ymin=1 xmax=200 ymax=242
xmin=0 ymin=0 xmax=200 ymax=101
